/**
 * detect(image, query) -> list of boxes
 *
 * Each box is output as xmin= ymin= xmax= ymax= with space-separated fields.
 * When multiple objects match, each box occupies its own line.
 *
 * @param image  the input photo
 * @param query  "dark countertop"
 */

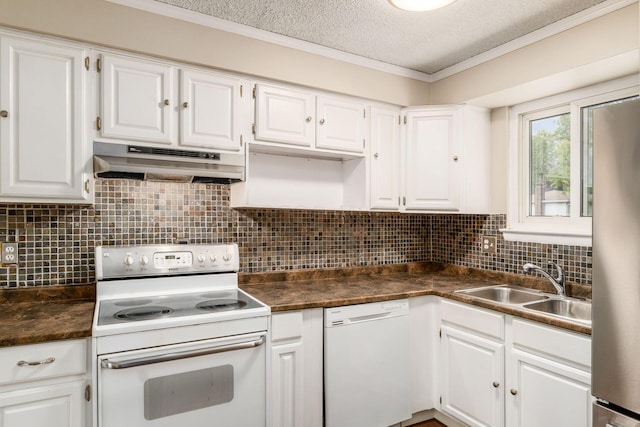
xmin=240 ymin=262 xmax=592 ymax=335
xmin=0 ymin=285 xmax=95 ymax=347
xmin=0 ymin=262 xmax=591 ymax=348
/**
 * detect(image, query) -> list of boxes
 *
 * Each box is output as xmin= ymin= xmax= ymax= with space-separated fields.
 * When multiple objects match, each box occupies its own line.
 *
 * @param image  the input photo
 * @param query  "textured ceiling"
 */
xmin=154 ymin=0 xmax=608 ymax=74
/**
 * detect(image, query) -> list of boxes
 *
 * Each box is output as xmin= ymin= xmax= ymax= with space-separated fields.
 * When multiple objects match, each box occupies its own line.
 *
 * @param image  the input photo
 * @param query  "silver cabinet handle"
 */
xmin=101 ymin=334 xmax=266 ymax=369
xmin=0 ymin=110 xmax=7 ymax=118
xmin=17 ymin=357 xmax=55 ymax=367
xmin=492 ymin=381 xmax=500 ymax=388
xmin=305 ymin=116 xmax=312 ymax=122
xmin=319 ymin=118 xmax=325 ymax=125
xmin=510 ymin=389 xmax=518 ymax=395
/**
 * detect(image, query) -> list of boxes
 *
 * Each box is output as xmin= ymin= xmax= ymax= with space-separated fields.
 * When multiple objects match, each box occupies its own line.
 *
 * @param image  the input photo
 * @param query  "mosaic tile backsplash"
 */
xmin=0 ymin=179 xmax=592 ymax=287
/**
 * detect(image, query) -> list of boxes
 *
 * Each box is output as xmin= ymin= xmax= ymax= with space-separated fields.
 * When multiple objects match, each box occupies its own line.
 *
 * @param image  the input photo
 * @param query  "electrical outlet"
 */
xmin=482 ymin=236 xmax=497 ymax=254
xmin=1 ymin=242 xmax=18 ymax=264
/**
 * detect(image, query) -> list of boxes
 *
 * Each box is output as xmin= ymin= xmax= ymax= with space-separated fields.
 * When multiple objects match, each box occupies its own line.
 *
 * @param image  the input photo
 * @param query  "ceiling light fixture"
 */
xmin=388 ymin=0 xmax=458 ymax=12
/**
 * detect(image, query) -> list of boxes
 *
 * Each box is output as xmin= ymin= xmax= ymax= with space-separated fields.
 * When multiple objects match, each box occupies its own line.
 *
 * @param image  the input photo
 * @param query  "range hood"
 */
xmin=93 ymin=142 xmax=245 ymax=183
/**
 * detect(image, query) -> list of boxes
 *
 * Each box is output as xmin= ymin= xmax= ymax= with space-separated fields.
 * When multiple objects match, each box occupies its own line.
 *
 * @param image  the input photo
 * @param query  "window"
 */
xmin=504 ymin=77 xmax=639 ymax=246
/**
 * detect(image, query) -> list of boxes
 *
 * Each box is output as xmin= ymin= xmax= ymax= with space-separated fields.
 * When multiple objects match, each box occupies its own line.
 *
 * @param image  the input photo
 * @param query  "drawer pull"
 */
xmin=17 ymin=357 xmax=55 ymax=367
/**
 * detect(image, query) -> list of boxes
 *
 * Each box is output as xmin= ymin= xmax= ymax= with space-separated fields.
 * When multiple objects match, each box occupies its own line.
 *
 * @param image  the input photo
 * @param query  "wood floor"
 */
xmin=409 ymin=419 xmax=447 ymax=427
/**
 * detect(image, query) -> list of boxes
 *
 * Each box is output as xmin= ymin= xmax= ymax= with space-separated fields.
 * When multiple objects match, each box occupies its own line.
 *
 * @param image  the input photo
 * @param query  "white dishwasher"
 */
xmin=324 ymin=299 xmax=411 ymax=427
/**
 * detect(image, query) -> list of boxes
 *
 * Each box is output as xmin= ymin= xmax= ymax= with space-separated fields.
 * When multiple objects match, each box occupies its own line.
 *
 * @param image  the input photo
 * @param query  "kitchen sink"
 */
xmin=523 ymin=298 xmax=591 ymax=324
xmin=456 ymin=285 xmax=549 ymax=305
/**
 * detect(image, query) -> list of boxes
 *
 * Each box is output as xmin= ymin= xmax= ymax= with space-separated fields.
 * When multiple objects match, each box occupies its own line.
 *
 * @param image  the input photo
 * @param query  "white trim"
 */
xmin=105 ymin=0 xmax=636 ymax=83
xmin=501 ymin=229 xmax=592 ymax=246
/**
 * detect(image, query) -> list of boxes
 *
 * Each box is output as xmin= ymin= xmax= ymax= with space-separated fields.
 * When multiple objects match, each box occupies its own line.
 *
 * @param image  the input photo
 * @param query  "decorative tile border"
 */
xmin=0 ymin=180 xmax=592 ymax=287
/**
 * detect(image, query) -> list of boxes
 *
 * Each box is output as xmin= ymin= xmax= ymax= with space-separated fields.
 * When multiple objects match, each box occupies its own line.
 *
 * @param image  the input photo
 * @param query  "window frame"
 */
xmin=503 ymin=76 xmax=639 ymax=246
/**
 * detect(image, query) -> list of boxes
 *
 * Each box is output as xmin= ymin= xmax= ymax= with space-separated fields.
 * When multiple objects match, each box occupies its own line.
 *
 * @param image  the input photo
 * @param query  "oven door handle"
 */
xmin=101 ymin=333 xmax=266 ymax=369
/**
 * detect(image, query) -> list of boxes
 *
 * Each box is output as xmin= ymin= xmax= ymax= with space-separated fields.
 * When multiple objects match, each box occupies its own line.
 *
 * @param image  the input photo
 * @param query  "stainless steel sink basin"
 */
xmin=457 ymin=285 xmax=549 ymax=305
xmin=523 ymin=299 xmax=591 ymax=324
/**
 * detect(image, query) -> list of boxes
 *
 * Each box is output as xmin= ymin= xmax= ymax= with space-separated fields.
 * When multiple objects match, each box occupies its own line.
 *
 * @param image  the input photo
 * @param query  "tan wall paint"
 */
xmin=431 ymin=4 xmax=640 ymax=107
xmin=489 ymin=108 xmax=509 ymax=214
xmin=0 ymin=0 xmax=430 ymax=106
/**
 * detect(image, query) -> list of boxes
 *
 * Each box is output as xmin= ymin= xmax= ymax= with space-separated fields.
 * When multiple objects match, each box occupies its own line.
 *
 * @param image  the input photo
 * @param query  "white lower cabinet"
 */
xmin=506 ymin=318 xmax=592 ymax=427
xmin=440 ymin=300 xmax=505 ymax=427
xmin=439 ymin=300 xmax=592 ymax=427
xmin=270 ymin=309 xmax=323 ymax=427
xmin=0 ymin=339 xmax=89 ymax=427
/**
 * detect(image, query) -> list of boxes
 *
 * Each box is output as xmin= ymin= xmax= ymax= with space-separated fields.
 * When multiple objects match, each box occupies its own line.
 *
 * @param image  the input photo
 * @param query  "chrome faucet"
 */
xmin=523 ymin=261 xmax=566 ymax=297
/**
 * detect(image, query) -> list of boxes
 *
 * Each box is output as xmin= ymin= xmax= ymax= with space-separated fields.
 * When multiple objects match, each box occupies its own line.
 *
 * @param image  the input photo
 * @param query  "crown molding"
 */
xmin=107 ymin=0 xmax=637 ymax=84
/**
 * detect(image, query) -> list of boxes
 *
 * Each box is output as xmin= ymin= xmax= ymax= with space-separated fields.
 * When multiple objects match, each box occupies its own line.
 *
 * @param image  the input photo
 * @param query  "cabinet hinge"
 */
xmin=96 ymin=116 xmax=102 ymax=131
xmin=240 ymin=85 xmax=243 ymax=98
xmin=252 ymin=85 xmax=256 ymax=99
xmin=252 ymin=123 xmax=256 ymax=134
xmin=84 ymin=56 xmax=90 ymax=71
xmin=85 ymin=384 xmax=91 ymax=402
xmin=96 ymin=58 xmax=102 ymax=72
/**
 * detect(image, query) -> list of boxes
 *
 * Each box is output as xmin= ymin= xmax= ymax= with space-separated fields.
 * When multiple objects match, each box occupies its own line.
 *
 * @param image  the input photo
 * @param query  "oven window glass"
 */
xmin=144 ymin=365 xmax=234 ymax=420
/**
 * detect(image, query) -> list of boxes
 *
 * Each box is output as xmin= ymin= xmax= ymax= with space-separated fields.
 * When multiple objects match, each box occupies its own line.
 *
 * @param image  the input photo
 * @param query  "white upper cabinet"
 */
xmin=180 ymin=69 xmax=243 ymax=152
xmin=254 ymin=83 xmax=315 ymax=148
xmin=253 ymin=83 xmax=366 ymax=156
xmin=404 ymin=108 xmax=460 ymax=211
xmin=0 ymin=35 xmax=91 ymax=203
xmin=100 ymin=53 xmax=175 ymax=144
xmin=369 ymin=105 xmax=401 ymax=210
xmin=99 ymin=53 xmax=248 ymax=152
xmin=315 ymin=96 xmax=366 ymax=153
xmin=370 ymin=105 xmax=490 ymax=213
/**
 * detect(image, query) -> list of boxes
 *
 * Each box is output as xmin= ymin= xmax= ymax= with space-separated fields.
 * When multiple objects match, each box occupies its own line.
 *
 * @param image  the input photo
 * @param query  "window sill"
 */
xmin=500 ymin=227 xmax=592 ymax=246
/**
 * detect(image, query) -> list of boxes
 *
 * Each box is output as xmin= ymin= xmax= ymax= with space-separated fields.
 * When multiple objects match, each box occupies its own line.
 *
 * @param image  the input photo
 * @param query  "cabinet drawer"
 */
xmin=271 ymin=311 xmax=304 ymax=342
xmin=0 ymin=339 xmax=86 ymax=385
xmin=511 ymin=319 xmax=591 ymax=369
xmin=441 ymin=299 xmax=504 ymax=340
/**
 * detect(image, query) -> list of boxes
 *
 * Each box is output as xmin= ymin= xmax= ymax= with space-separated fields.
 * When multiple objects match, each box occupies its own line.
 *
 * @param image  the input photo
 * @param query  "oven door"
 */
xmin=97 ymin=332 xmax=266 ymax=427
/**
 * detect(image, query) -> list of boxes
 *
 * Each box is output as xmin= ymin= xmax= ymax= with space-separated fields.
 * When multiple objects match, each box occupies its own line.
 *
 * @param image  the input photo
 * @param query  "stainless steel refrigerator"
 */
xmin=592 ymin=97 xmax=640 ymax=426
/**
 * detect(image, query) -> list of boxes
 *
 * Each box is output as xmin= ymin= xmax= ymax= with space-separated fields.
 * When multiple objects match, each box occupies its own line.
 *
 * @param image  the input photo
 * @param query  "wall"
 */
xmin=0 ymin=180 xmax=591 ymax=288
xmin=431 ymin=3 xmax=640 ymax=107
xmin=0 ymin=0 xmax=430 ymax=106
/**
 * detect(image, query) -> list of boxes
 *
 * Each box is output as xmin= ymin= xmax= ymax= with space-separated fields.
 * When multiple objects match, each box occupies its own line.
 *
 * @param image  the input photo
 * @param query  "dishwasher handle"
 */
xmin=101 ymin=333 xmax=266 ymax=369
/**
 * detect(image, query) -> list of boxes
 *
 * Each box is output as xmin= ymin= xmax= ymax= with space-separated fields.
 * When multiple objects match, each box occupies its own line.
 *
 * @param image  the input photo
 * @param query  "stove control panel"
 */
xmin=95 ymin=244 xmax=239 ymax=280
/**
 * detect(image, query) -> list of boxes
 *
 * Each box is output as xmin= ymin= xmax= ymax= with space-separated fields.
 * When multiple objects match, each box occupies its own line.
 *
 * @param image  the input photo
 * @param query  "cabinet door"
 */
xmin=370 ymin=106 xmax=400 ymax=210
xmin=315 ymin=96 xmax=365 ymax=153
xmin=271 ymin=341 xmax=304 ymax=427
xmin=404 ymin=109 xmax=460 ymax=211
xmin=254 ymin=84 xmax=314 ymax=147
xmin=508 ymin=349 xmax=591 ymax=427
xmin=441 ymin=325 xmax=504 ymax=427
xmin=101 ymin=54 xmax=174 ymax=144
xmin=180 ymin=70 xmax=245 ymax=152
xmin=0 ymin=380 xmax=85 ymax=427
xmin=0 ymin=37 xmax=90 ymax=202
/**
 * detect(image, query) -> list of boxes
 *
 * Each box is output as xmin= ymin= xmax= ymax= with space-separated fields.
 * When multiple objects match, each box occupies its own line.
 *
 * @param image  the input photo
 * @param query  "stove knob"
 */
xmin=210 ymin=255 xmax=217 ymax=262
xmin=223 ymin=253 xmax=232 ymax=262
xmin=140 ymin=255 xmax=149 ymax=265
xmin=123 ymin=256 xmax=135 ymax=266
xmin=197 ymin=253 xmax=206 ymax=263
